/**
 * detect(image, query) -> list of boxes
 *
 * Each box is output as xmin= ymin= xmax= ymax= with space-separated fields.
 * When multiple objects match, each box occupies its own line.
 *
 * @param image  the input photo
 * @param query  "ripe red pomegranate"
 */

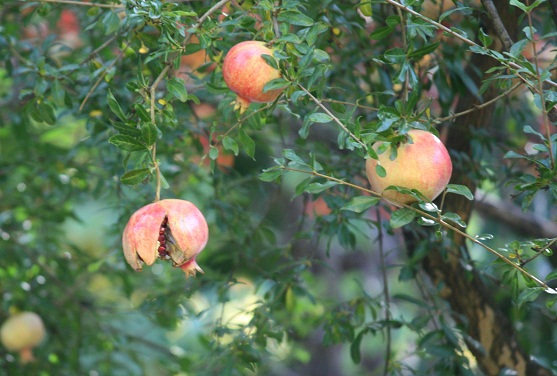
xmin=122 ymin=199 xmax=209 ymax=277
xmin=0 ymin=312 xmax=46 ymax=364
xmin=222 ymin=41 xmax=284 ymax=111
xmin=365 ymin=129 xmax=452 ymax=205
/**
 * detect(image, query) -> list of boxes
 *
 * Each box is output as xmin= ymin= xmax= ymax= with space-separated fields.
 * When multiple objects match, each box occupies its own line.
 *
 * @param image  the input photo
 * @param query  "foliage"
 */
xmin=1 ymin=0 xmax=557 ymax=374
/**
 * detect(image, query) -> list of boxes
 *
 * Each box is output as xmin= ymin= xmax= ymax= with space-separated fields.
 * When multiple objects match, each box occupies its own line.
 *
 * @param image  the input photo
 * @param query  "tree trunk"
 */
xmin=410 ymin=0 xmax=553 ymax=374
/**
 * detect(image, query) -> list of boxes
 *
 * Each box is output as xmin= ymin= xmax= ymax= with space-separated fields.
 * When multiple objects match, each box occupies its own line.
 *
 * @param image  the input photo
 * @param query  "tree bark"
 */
xmin=410 ymin=0 xmax=554 ymax=374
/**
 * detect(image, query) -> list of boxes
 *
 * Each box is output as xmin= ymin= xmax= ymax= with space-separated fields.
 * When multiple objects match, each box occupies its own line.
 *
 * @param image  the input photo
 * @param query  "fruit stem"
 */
xmin=145 ymin=0 xmax=231 ymax=202
xmin=19 ymin=347 xmax=35 ymax=364
xmin=297 ymin=84 xmax=368 ymax=151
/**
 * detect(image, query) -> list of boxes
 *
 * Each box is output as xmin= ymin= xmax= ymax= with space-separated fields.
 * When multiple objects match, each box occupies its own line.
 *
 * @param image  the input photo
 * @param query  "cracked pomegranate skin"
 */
xmin=222 ymin=41 xmax=283 ymax=106
xmin=122 ymin=199 xmax=208 ymax=276
xmin=365 ymin=129 xmax=452 ymax=205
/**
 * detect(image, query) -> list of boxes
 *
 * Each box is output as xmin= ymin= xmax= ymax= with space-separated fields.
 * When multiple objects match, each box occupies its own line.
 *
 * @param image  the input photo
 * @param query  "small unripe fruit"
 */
xmin=1 ymin=312 xmax=46 ymax=364
xmin=365 ymin=129 xmax=452 ymax=205
xmin=222 ymin=41 xmax=284 ymax=112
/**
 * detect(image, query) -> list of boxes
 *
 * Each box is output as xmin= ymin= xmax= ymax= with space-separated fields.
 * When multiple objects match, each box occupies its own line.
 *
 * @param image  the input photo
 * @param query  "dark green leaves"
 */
xmin=263 ymin=78 xmax=290 ymax=93
xmin=108 ymin=134 xmax=147 ymax=151
xmin=277 ymin=10 xmax=314 ymax=27
xmin=107 ymin=89 xmax=126 ymax=121
xmin=121 ymin=168 xmax=151 ymax=185
xmin=445 ymin=184 xmax=474 ymax=200
xmin=30 ymin=101 xmax=56 ymax=125
xmin=166 ymin=77 xmax=188 ymax=102
xmin=390 ymin=208 xmax=417 ymax=228
xmin=307 ymin=112 xmax=333 ymax=124
xmin=342 ymin=196 xmax=380 ymax=213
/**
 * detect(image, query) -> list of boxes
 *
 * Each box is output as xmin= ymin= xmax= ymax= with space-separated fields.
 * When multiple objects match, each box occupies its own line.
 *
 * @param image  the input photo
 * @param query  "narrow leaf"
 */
xmin=342 ymin=196 xmax=380 ymax=213
xmin=259 ymin=166 xmax=285 ymax=182
xmin=445 ymin=184 xmax=474 ymax=200
xmin=304 ymin=181 xmax=339 ymax=194
xmin=121 ymin=168 xmax=151 ymax=185
xmin=307 ymin=112 xmax=333 ymax=124
xmin=108 ymin=134 xmax=146 ymax=151
xmin=141 ymin=122 xmax=158 ymax=146
xmin=390 ymin=208 xmax=417 ymax=228
xmin=167 ymin=77 xmax=188 ymax=102
xmin=107 ymin=89 xmax=126 ymax=121
xmin=238 ymin=128 xmax=255 ymax=159
xmin=222 ymin=136 xmax=239 ymax=156
xmin=517 ymin=287 xmax=544 ymax=307
xmin=263 ymin=78 xmax=289 ymax=93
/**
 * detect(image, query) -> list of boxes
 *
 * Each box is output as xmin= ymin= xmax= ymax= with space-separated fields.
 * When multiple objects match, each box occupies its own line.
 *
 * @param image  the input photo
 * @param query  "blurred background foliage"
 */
xmin=1 ymin=0 xmax=557 ymax=375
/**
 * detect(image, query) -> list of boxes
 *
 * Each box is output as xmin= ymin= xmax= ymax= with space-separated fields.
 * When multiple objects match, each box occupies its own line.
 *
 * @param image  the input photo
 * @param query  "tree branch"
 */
xmin=480 ymin=0 xmax=514 ymax=50
xmin=407 ymin=0 xmax=554 ymax=372
xmin=474 ymin=190 xmax=557 ymax=239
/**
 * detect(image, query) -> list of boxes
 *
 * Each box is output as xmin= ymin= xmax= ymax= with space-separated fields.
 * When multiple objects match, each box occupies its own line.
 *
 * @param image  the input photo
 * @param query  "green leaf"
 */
xmin=261 ymin=54 xmax=279 ymax=70
xmin=375 ymin=164 xmax=386 ymax=178
xmin=523 ymin=124 xmax=545 ymax=140
xmin=35 ymin=102 xmax=56 ymax=125
xmin=263 ymin=78 xmax=289 ymax=93
xmin=283 ymin=149 xmax=309 ymax=167
xmin=277 ymin=11 xmax=314 ymax=27
xmin=517 ymin=287 xmax=544 ymax=307
xmin=103 ymin=11 xmax=120 ymax=35
xmin=504 ymin=150 xmax=531 ymax=160
xmin=111 ymin=121 xmax=141 ymax=137
xmin=350 ymin=331 xmax=365 ymax=364
xmin=141 ymin=122 xmax=158 ymax=146
xmin=478 ymin=28 xmax=492 ymax=48
xmin=166 ymin=77 xmax=188 ymax=102
xmin=445 ymin=184 xmax=474 ymax=200
xmin=259 ymin=166 xmax=286 ymax=182
xmin=238 ymin=128 xmax=255 ymax=159
xmin=441 ymin=212 xmax=467 ymax=227
xmin=134 ymin=104 xmax=151 ymax=122
xmin=544 ymin=269 xmax=557 ymax=282
xmin=108 ymin=134 xmax=146 ymax=151
xmin=121 ymin=168 xmax=151 ymax=185
xmin=222 ymin=136 xmax=239 ymax=156
xmin=107 ymin=89 xmax=126 ymax=121
xmin=342 ymin=196 xmax=380 ymax=213
xmin=384 ymin=48 xmax=406 ymax=64
xmin=304 ymin=181 xmax=339 ymax=194
xmin=390 ymin=208 xmax=417 ymax=228
xmin=307 ymin=112 xmax=333 ymax=124
xmin=370 ymin=25 xmax=394 ymax=40
xmin=408 ymin=42 xmax=440 ymax=59
xmin=509 ymin=0 xmax=529 ymax=11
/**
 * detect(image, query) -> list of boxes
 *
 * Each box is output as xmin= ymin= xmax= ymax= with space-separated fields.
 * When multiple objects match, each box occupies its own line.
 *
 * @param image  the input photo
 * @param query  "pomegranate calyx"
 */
xmin=179 ymin=258 xmax=204 ymax=278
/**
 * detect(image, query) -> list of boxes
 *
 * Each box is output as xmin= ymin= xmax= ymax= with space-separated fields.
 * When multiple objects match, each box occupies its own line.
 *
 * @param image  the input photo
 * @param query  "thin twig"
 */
xmin=384 ymin=0 xmax=557 ymax=90
xmin=35 ymin=0 xmax=123 ymax=8
xmin=297 ymin=84 xmax=368 ymax=151
xmin=79 ymin=54 xmax=122 ymax=111
xmin=281 ymin=166 xmax=556 ymax=293
xmin=434 ymin=80 xmax=522 ymax=123
xmin=81 ymin=34 xmax=119 ymax=64
xmin=147 ymin=0 xmax=230 ymax=200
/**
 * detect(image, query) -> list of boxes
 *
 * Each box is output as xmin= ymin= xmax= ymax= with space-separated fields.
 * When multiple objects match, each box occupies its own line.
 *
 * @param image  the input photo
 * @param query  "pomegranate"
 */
xmin=365 ymin=129 xmax=452 ymax=205
xmin=0 ymin=311 xmax=46 ymax=364
xmin=222 ymin=41 xmax=284 ymax=111
xmin=122 ymin=199 xmax=209 ymax=277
